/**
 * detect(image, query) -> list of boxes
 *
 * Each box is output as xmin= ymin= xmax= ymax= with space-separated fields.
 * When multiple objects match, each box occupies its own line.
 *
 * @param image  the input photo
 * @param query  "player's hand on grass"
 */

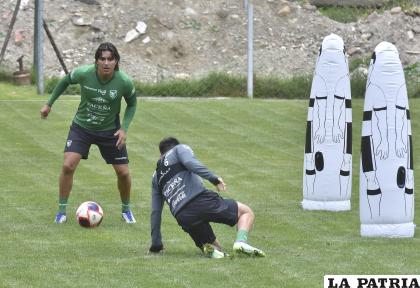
xmin=114 ymin=129 xmax=127 ymax=150
xmin=40 ymin=104 xmax=51 ymax=119
xmin=216 ymin=177 xmax=226 ymax=192
xmin=148 ymin=244 xmax=164 ymax=254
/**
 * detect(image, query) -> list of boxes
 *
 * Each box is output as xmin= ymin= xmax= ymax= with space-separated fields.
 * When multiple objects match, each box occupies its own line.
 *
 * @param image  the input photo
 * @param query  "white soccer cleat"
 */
xmin=203 ymin=244 xmax=230 ymax=259
xmin=233 ymin=241 xmax=266 ymax=257
xmin=54 ymin=213 xmax=67 ymax=224
xmin=122 ymin=211 xmax=136 ymax=223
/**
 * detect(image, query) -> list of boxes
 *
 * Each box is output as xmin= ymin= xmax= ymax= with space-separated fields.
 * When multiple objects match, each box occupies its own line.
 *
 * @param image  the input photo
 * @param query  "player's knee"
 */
xmin=238 ymin=202 xmax=254 ymax=220
xmin=115 ymin=168 xmax=130 ymax=179
xmin=62 ymin=162 xmax=77 ymax=175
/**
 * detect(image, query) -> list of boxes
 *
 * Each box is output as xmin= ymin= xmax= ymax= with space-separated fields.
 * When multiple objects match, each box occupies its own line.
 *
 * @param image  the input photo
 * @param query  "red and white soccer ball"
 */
xmin=76 ymin=201 xmax=104 ymax=228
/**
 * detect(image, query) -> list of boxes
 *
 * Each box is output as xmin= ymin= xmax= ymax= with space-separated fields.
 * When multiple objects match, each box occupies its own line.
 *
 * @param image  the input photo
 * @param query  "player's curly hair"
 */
xmin=95 ymin=42 xmax=120 ymax=70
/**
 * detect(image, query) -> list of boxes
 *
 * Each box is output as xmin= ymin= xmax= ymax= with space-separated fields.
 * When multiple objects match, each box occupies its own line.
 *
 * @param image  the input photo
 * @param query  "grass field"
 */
xmin=0 ymin=82 xmax=419 ymax=288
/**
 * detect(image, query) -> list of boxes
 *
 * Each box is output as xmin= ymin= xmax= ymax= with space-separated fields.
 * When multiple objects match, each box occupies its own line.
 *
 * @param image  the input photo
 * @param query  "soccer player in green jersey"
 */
xmin=40 ymin=42 xmax=138 ymax=224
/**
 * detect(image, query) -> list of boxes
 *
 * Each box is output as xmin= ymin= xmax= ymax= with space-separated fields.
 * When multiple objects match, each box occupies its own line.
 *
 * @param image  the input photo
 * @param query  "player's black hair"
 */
xmin=159 ymin=137 xmax=180 ymax=154
xmin=95 ymin=42 xmax=120 ymax=70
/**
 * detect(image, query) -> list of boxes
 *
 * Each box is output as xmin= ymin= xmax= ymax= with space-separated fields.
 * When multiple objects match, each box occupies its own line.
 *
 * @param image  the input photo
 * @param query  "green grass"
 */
xmin=318 ymin=0 xmax=418 ymax=23
xmin=1 ymin=83 xmax=420 ymax=287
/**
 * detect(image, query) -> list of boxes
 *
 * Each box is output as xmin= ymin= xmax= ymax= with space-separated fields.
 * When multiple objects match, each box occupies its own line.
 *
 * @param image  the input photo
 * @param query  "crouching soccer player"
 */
xmin=149 ymin=137 xmax=265 ymax=258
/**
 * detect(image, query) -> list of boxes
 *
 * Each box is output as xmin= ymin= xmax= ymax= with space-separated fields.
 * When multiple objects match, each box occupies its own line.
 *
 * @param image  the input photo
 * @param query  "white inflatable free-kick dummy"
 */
xmin=302 ymin=34 xmax=352 ymax=211
xmin=360 ymin=42 xmax=415 ymax=237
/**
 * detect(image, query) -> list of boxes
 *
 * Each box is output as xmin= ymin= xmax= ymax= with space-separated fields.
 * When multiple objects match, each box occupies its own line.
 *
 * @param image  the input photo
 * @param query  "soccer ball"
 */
xmin=76 ymin=201 xmax=104 ymax=228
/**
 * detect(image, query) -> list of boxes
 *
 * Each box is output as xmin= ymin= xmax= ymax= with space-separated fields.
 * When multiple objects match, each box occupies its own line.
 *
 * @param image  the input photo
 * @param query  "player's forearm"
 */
xmin=181 ymin=157 xmax=220 ymax=184
xmin=151 ymin=210 xmax=163 ymax=246
xmin=121 ymin=97 xmax=137 ymax=131
xmin=150 ymin=182 xmax=164 ymax=245
xmin=46 ymin=74 xmax=71 ymax=106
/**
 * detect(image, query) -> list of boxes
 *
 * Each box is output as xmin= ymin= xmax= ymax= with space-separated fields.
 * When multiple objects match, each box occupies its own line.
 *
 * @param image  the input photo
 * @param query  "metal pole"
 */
xmin=43 ymin=19 xmax=69 ymax=74
xmin=247 ymin=2 xmax=254 ymax=99
xmin=0 ymin=0 xmax=22 ymax=66
xmin=34 ymin=0 xmax=44 ymax=94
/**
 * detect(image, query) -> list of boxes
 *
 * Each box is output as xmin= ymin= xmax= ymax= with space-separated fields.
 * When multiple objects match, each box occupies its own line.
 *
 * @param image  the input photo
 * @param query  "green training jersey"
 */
xmin=47 ymin=64 xmax=137 ymax=131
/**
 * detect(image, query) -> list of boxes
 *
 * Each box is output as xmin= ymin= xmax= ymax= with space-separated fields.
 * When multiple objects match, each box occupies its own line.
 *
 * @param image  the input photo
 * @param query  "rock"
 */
xmin=14 ymin=30 xmax=25 ymax=45
xmin=88 ymin=31 xmax=105 ymax=42
xmin=390 ymin=7 xmax=402 ymax=14
xmin=135 ymin=21 xmax=147 ymax=34
xmin=174 ymin=73 xmax=190 ymax=79
xmin=90 ymin=19 xmax=108 ymax=32
xmin=166 ymin=31 xmax=175 ymax=40
xmin=347 ymin=47 xmax=362 ymax=56
xmin=407 ymin=30 xmax=414 ymax=40
xmin=278 ymin=6 xmax=291 ymax=17
xmin=124 ymin=22 xmax=147 ymax=43
xmin=361 ymin=32 xmax=372 ymax=41
xmin=75 ymin=0 xmax=100 ymax=5
xmin=72 ymin=16 xmax=92 ymax=26
xmin=303 ymin=4 xmax=317 ymax=11
xmin=20 ymin=0 xmax=30 ymax=10
xmin=145 ymin=47 xmax=154 ymax=58
xmin=366 ymin=11 xmax=379 ymax=22
xmin=142 ymin=36 xmax=151 ymax=44
xmin=350 ymin=66 xmax=368 ymax=77
xmin=170 ymin=41 xmax=186 ymax=58
xmin=411 ymin=6 xmax=420 ymax=16
xmin=184 ymin=7 xmax=197 ymax=16
xmin=229 ymin=14 xmax=240 ymax=20
xmin=216 ymin=9 xmax=229 ymax=19
xmin=124 ymin=29 xmax=140 ymax=43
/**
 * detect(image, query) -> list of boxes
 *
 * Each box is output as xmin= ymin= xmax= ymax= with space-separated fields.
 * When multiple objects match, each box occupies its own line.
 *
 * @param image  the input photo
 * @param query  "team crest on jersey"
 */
xmin=109 ymin=90 xmax=118 ymax=99
xmin=67 ymin=140 xmax=72 ymax=147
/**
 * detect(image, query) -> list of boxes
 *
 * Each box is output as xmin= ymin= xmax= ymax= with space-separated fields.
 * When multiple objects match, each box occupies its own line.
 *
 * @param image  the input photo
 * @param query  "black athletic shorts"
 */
xmin=64 ymin=122 xmax=129 ymax=164
xmin=175 ymin=189 xmax=238 ymax=249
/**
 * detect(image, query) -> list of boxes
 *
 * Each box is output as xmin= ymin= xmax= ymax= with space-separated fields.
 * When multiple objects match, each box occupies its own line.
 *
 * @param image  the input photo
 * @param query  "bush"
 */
xmin=45 ymin=76 xmax=80 ymax=95
xmin=136 ymin=72 xmax=246 ymax=97
xmin=6 ymin=67 xmax=418 ymax=99
xmin=254 ymin=75 xmax=312 ymax=99
xmin=318 ymin=0 xmax=417 ymax=23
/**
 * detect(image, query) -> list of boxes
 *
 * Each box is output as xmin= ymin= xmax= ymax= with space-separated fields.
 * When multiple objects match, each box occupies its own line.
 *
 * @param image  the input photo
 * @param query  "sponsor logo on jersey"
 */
xmin=92 ymin=97 xmax=108 ymax=103
xmin=87 ymin=102 xmax=111 ymax=111
xmin=98 ymin=89 xmax=106 ymax=96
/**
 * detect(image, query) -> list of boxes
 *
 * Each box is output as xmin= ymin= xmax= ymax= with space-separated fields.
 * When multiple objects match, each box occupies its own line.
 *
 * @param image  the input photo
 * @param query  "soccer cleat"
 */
xmin=233 ymin=241 xmax=266 ymax=257
xmin=54 ymin=213 xmax=67 ymax=223
xmin=203 ymin=243 xmax=230 ymax=259
xmin=122 ymin=211 xmax=136 ymax=223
